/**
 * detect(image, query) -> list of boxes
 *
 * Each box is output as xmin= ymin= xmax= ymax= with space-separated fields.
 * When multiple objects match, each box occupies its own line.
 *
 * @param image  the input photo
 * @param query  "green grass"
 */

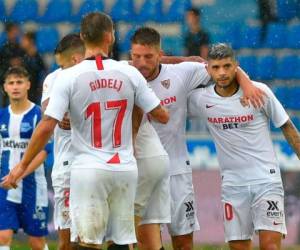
xmin=10 ymin=242 xmax=300 ymax=250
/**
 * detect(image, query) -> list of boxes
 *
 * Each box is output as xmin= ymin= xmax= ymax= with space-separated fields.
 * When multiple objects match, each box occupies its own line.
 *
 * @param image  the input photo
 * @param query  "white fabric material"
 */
xmin=188 ymin=82 xmax=289 ymax=186
xmin=150 ymin=62 xmax=210 ymax=175
xmin=70 ymin=168 xmax=137 ymax=245
xmin=135 ymin=117 xmax=168 ymax=159
xmin=135 ymin=155 xmax=171 ymax=225
xmin=222 ymin=182 xmax=286 ymax=242
xmin=45 ymin=59 xmax=160 ymax=171
xmin=167 ymin=173 xmax=200 ymax=236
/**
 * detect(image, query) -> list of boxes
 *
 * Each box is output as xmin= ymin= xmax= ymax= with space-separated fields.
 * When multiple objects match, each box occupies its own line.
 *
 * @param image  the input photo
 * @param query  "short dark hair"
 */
xmin=23 ymin=31 xmax=36 ymax=42
xmin=54 ymin=33 xmax=85 ymax=55
xmin=80 ymin=12 xmax=113 ymax=45
xmin=4 ymin=66 xmax=30 ymax=81
xmin=187 ymin=7 xmax=200 ymax=17
xmin=5 ymin=22 xmax=19 ymax=33
xmin=208 ymin=43 xmax=236 ymax=61
xmin=131 ymin=27 xmax=161 ymax=47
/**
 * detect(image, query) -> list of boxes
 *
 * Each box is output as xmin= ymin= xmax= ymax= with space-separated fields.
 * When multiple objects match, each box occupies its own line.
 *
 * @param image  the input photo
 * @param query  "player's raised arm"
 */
xmin=148 ymin=105 xmax=169 ymax=124
xmin=281 ymin=120 xmax=300 ymax=159
xmin=236 ymin=66 xmax=266 ymax=108
xmin=161 ymin=55 xmax=206 ymax=64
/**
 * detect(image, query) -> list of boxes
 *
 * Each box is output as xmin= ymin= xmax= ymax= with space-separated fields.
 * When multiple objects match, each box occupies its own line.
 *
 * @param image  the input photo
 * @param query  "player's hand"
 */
xmin=242 ymin=84 xmax=266 ymax=108
xmin=0 ymin=163 xmax=26 ymax=189
xmin=58 ymin=113 xmax=71 ymax=130
xmin=0 ymin=174 xmax=17 ymax=189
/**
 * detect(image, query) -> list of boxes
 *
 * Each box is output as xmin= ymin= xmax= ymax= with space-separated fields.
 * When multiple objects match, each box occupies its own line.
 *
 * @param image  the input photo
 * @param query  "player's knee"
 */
xmin=28 ymin=237 xmax=46 ymax=250
xmin=172 ymin=235 xmax=193 ymax=250
xmin=58 ymin=241 xmax=72 ymax=250
xmin=260 ymin=243 xmax=280 ymax=250
xmin=107 ymin=244 xmax=129 ymax=250
xmin=0 ymin=233 xmax=12 ymax=246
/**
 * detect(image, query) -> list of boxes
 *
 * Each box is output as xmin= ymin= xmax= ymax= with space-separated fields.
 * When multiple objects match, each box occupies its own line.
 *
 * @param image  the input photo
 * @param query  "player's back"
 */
xmin=49 ymin=57 xmax=159 ymax=171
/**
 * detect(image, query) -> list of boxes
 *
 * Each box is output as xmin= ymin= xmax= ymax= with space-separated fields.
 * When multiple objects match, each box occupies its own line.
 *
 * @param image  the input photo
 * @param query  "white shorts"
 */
xmin=135 ymin=155 xmax=171 ymax=225
xmin=222 ymin=182 xmax=287 ymax=242
xmin=70 ymin=167 xmax=138 ymax=245
xmin=52 ymin=160 xmax=71 ymax=230
xmin=167 ymin=173 xmax=200 ymax=236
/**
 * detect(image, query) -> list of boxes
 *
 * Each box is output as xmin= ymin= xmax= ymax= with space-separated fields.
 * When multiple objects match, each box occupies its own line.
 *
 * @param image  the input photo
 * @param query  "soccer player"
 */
xmin=41 ymin=33 xmax=85 ymax=250
xmin=133 ymin=105 xmax=170 ymax=250
xmin=1 ymin=12 xmax=169 ymax=250
xmin=130 ymin=27 xmax=265 ymax=250
xmin=188 ymin=43 xmax=300 ymax=250
xmin=0 ymin=66 xmax=52 ymax=250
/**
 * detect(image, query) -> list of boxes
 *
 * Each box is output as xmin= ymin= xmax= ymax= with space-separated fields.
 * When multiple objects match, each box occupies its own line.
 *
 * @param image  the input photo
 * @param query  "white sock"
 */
xmin=44 ymin=244 xmax=49 ymax=250
xmin=0 ymin=246 xmax=10 ymax=250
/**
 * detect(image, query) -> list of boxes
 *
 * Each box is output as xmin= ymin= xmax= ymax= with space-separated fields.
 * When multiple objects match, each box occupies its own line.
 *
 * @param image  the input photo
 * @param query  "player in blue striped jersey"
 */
xmin=0 ymin=66 xmax=52 ymax=250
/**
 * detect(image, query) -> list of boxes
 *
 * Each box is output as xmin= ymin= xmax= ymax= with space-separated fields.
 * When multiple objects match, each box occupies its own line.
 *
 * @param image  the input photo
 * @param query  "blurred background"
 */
xmin=1 ymin=0 xmax=300 ymax=248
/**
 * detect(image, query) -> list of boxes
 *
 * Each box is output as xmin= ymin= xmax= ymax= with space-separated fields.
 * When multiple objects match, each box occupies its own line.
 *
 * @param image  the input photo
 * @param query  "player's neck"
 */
xmin=85 ymin=46 xmax=108 ymax=58
xmin=215 ymin=81 xmax=239 ymax=97
xmin=147 ymin=64 xmax=161 ymax=82
xmin=10 ymin=98 xmax=31 ymax=114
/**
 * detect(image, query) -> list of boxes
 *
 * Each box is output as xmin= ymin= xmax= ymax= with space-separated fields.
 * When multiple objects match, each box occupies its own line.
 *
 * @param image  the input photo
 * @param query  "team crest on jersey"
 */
xmin=0 ymin=124 xmax=7 ymax=132
xmin=161 ymin=79 xmax=170 ymax=89
xmin=20 ymin=122 xmax=32 ymax=133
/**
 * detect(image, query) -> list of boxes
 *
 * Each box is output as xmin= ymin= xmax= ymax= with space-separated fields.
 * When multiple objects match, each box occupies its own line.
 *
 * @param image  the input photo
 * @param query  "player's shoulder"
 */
xmin=163 ymin=61 xmax=205 ymax=71
xmin=28 ymin=103 xmax=42 ymax=116
xmin=46 ymin=68 xmax=61 ymax=79
xmin=251 ymin=80 xmax=273 ymax=94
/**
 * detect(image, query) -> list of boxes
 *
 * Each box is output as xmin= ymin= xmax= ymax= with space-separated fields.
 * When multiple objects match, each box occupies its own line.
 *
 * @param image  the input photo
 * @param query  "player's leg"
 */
xmin=168 ymin=173 xmax=199 ymax=250
xmin=0 ymin=230 xmax=13 ymax=247
xmin=0 ymin=199 xmax=20 ymax=248
xmin=228 ymin=240 xmax=252 ymax=250
xmin=70 ymin=168 xmax=112 ymax=249
xmin=252 ymin=183 xmax=286 ymax=250
xmin=20 ymin=199 xmax=48 ymax=250
xmin=135 ymin=156 xmax=170 ymax=250
xmin=258 ymin=230 xmax=282 ymax=250
xmin=52 ymin=164 xmax=72 ymax=250
xmin=222 ymin=185 xmax=254 ymax=250
xmin=28 ymin=236 xmax=48 ymax=250
xmin=106 ymin=169 xmax=138 ymax=247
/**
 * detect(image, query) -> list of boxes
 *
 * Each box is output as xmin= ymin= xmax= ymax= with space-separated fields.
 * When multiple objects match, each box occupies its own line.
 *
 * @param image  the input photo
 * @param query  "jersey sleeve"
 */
xmin=187 ymin=89 xmax=205 ymax=118
xmin=177 ymin=62 xmax=211 ymax=92
xmin=41 ymin=72 xmax=55 ymax=103
xmin=133 ymin=70 xmax=161 ymax=113
xmin=44 ymin=71 xmax=71 ymax=122
xmin=260 ymin=83 xmax=289 ymax=128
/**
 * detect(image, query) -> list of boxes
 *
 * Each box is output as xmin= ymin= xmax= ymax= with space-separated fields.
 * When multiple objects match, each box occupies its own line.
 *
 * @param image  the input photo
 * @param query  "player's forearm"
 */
xmin=281 ymin=119 xmax=300 ymax=159
xmin=20 ymin=150 xmax=48 ymax=179
xmin=161 ymin=56 xmax=206 ymax=64
xmin=21 ymin=117 xmax=56 ymax=167
xmin=236 ymin=67 xmax=250 ymax=89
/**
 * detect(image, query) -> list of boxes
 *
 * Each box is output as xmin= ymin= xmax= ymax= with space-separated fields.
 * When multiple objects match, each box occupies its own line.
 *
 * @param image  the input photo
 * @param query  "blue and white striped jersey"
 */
xmin=0 ymin=103 xmax=52 ymax=206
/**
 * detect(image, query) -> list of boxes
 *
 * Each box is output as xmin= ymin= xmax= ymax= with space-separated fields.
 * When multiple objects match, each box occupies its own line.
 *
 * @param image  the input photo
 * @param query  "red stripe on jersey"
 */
xmin=95 ymin=55 xmax=104 ymax=70
xmin=107 ymin=153 xmax=120 ymax=164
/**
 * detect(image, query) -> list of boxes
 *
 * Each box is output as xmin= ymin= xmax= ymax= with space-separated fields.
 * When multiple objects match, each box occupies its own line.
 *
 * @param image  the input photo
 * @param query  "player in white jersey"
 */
xmin=130 ymin=27 xmax=266 ymax=250
xmin=0 ymin=67 xmax=52 ymax=250
xmin=1 ymin=12 xmax=169 ymax=250
xmin=132 ymin=106 xmax=170 ymax=250
xmin=41 ymin=34 xmax=85 ymax=250
xmin=188 ymin=43 xmax=300 ymax=250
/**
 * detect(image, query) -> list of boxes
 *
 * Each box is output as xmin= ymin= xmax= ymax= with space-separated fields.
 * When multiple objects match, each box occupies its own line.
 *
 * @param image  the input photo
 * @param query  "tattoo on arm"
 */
xmin=281 ymin=119 xmax=300 ymax=159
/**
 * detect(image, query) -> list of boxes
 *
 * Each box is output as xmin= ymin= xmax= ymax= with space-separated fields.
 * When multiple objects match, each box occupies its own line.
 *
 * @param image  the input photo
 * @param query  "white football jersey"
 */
xmin=42 ymin=68 xmax=73 ymax=179
xmin=135 ymin=116 xmax=168 ymax=159
xmin=149 ymin=62 xmax=210 ymax=175
xmin=45 ymin=57 xmax=160 ymax=171
xmin=188 ymin=82 xmax=289 ymax=186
